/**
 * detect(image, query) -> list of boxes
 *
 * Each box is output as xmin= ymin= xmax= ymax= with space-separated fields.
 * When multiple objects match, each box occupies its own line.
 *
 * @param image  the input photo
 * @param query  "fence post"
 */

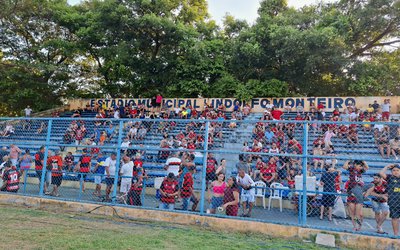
xmin=111 ymin=120 xmax=124 ymax=204
xmin=39 ymin=119 xmax=52 ymax=196
xmin=199 ymin=121 xmax=210 ymax=215
xmin=301 ymin=121 xmax=309 ymax=226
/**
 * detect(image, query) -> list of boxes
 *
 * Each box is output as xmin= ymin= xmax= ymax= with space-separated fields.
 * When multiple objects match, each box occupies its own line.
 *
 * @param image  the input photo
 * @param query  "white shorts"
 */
xmin=241 ymin=189 xmax=255 ymax=203
xmin=94 ymin=176 xmax=103 ymax=185
xmin=120 ymin=179 xmax=132 ymax=193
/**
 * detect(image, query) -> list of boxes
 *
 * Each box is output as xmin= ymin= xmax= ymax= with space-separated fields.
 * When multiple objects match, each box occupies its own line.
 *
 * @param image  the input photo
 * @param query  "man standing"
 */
xmin=35 ymin=146 xmax=47 ymax=193
xmin=104 ymin=152 xmax=117 ymax=201
xmin=380 ymin=164 xmax=400 ymax=236
xmin=365 ymin=174 xmax=389 ymax=234
xmin=75 ymin=149 xmax=91 ymax=192
xmin=237 ymin=169 xmax=255 ymax=217
xmin=92 ymin=152 xmax=107 ymax=196
xmin=180 ymin=165 xmax=198 ymax=211
xmin=164 ymin=152 xmax=181 ymax=177
xmin=24 ymin=106 xmax=32 ymax=117
xmin=119 ymin=154 xmax=134 ymax=195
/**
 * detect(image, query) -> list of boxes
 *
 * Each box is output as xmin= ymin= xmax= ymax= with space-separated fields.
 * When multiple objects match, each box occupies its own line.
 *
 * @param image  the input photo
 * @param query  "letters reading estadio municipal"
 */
xmin=68 ymin=96 xmax=399 ymax=113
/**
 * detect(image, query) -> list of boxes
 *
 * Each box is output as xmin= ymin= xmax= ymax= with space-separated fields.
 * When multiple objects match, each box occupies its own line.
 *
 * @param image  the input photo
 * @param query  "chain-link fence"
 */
xmin=0 ymin=115 xmax=399 ymax=238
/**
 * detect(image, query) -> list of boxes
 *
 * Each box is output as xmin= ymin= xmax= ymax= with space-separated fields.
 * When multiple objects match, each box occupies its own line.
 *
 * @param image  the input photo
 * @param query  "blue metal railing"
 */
xmin=0 ymin=117 xmax=399 ymax=239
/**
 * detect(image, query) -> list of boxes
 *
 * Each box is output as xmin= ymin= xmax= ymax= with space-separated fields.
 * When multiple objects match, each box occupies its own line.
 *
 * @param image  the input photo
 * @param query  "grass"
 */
xmin=0 ymin=205 xmax=337 ymax=250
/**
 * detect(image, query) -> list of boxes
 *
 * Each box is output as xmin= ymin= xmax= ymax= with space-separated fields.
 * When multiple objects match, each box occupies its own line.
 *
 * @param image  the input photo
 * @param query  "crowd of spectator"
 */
xmin=0 ymin=98 xmax=399 ymax=236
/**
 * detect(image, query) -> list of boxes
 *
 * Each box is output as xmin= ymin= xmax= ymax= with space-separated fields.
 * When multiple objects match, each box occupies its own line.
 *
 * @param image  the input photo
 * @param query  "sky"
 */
xmin=67 ymin=0 xmax=334 ymax=25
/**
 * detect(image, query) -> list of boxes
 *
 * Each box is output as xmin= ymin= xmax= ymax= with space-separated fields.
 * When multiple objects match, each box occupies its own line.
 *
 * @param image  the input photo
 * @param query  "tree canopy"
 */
xmin=1 ymin=0 xmax=399 ymax=114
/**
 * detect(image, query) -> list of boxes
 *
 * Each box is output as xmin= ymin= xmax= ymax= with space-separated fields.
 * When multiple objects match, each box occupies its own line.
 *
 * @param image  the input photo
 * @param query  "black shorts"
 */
xmin=105 ymin=177 xmax=115 ymax=186
xmin=51 ymin=176 xmax=63 ymax=187
xmin=0 ymin=188 xmax=18 ymax=193
xmin=206 ymin=172 xmax=216 ymax=182
xmin=389 ymin=204 xmax=400 ymax=219
xmin=36 ymin=170 xmax=43 ymax=180
xmin=321 ymin=194 xmax=336 ymax=207
xmin=78 ymin=173 xmax=87 ymax=180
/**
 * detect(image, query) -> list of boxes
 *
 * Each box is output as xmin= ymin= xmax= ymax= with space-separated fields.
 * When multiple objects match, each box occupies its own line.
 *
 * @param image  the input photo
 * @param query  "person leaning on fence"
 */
xmin=364 ymin=174 xmax=389 ymax=234
xmin=0 ymin=161 xmax=20 ymax=193
xmin=222 ymin=176 xmax=240 ymax=217
xmin=159 ymin=173 xmax=179 ymax=210
xmin=319 ymin=166 xmax=341 ymax=221
xmin=343 ymin=160 xmax=369 ymax=231
xmin=380 ymin=164 xmax=400 ymax=236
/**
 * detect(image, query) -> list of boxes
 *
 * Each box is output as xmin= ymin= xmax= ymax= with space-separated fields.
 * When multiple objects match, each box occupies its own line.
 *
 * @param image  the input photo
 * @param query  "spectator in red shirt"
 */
xmin=159 ymin=173 xmax=179 ymax=210
xmin=271 ymin=108 xmax=283 ymax=120
xmin=180 ymin=165 xmax=198 ymax=211
xmin=365 ymin=174 xmax=389 ymax=234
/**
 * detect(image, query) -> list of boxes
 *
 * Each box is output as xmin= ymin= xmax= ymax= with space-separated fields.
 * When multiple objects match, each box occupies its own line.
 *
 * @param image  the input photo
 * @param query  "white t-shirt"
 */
xmin=266 ymin=104 xmax=274 ymax=109
xmin=129 ymin=127 xmax=137 ymax=135
xmin=237 ymin=174 xmax=255 ymax=195
xmin=120 ymin=161 xmax=134 ymax=178
xmin=105 ymin=157 xmax=117 ymax=176
xmin=381 ymin=103 xmax=390 ymax=112
xmin=120 ymin=141 xmax=130 ymax=150
xmin=165 ymin=157 xmax=181 ymax=176
xmin=114 ymin=110 xmax=120 ymax=119
xmin=24 ymin=108 xmax=32 ymax=116
xmin=374 ymin=124 xmax=384 ymax=132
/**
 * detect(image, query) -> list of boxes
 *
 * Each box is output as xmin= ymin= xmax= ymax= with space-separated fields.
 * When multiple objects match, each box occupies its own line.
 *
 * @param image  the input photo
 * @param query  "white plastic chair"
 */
xmin=253 ymin=181 xmax=267 ymax=209
xmin=154 ymin=177 xmax=164 ymax=190
xmin=268 ymin=182 xmax=284 ymax=212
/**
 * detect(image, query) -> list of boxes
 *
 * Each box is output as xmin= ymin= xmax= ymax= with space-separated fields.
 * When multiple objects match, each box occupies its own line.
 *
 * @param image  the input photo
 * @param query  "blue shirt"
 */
xmin=265 ymin=131 xmax=275 ymax=142
xmin=95 ymin=157 xmax=107 ymax=174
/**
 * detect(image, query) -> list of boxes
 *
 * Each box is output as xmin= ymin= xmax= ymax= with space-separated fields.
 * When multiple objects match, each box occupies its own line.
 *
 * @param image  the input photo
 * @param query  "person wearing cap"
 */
xmin=159 ymin=173 xmax=179 ymax=210
xmin=342 ymin=160 xmax=369 ymax=231
xmin=92 ymin=152 xmax=107 ymax=196
xmin=389 ymin=137 xmax=400 ymax=160
xmin=380 ymin=164 xmax=400 ymax=236
xmin=1 ymin=161 xmax=20 ymax=193
xmin=364 ymin=174 xmax=389 ymax=234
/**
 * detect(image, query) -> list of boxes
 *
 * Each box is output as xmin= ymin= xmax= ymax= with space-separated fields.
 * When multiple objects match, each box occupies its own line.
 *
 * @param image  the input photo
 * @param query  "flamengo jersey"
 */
xmin=3 ymin=168 xmax=20 ymax=192
xmin=180 ymin=172 xmax=193 ymax=198
xmin=160 ymin=179 xmax=178 ymax=204
xmin=206 ymin=158 xmax=217 ymax=173
xmin=79 ymin=155 xmax=91 ymax=173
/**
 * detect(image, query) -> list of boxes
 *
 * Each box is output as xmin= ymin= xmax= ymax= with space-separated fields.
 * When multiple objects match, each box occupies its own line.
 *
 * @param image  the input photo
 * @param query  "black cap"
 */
xmin=167 ymin=172 xmax=175 ymax=179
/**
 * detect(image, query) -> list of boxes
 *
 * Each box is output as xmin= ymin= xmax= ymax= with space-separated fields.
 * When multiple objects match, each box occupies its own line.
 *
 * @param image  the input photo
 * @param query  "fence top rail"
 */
xmin=0 ymin=117 xmax=399 ymax=126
